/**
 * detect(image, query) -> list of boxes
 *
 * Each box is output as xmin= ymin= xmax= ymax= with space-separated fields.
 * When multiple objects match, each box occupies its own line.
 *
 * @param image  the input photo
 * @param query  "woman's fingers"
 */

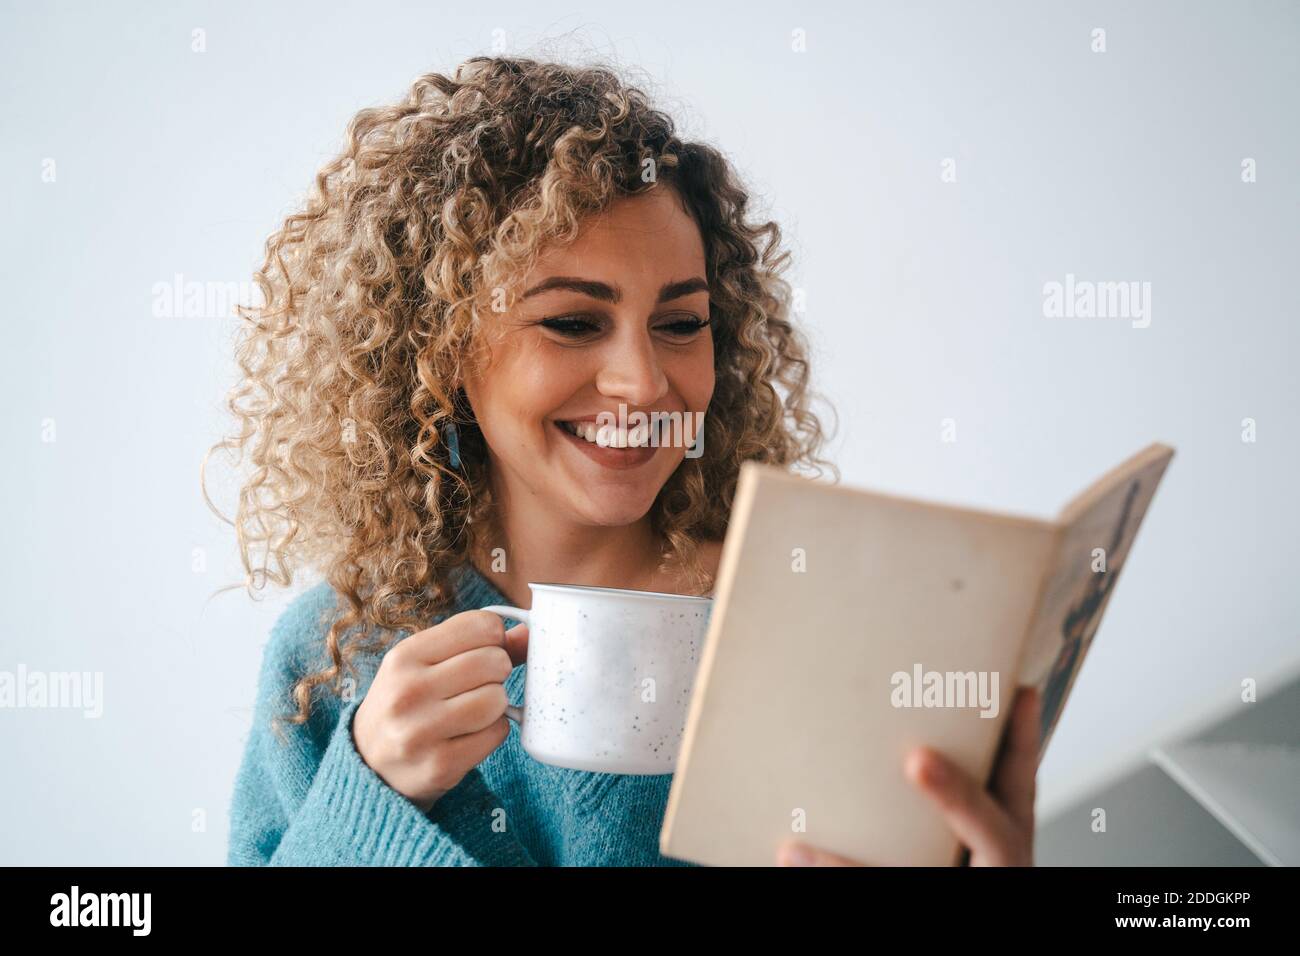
xmin=776 ymin=838 xmax=865 ymax=866
xmin=905 ymin=747 xmax=1023 ymax=866
xmin=503 ymin=622 xmax=529 ymax=667
xmin=990 ymin=686 xmax=1040 ymax=831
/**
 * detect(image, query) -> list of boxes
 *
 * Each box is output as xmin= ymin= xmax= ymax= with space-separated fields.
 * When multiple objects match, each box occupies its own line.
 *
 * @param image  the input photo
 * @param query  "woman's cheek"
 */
xmin=687 ymin=360 xmax=716 ymax=412
xmin=671 ymin=342 xmax=713 ymax=395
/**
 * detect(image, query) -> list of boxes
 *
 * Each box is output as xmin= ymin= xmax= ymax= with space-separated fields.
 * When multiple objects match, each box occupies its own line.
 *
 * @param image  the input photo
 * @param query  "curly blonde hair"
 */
xmin=205 ymin=55 xmax=836 ymax=732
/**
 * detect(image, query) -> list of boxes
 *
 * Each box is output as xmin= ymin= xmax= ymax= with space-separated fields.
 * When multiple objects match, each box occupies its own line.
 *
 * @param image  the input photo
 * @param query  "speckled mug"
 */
xmin=482 ymin=583 xmax=713 ymax=775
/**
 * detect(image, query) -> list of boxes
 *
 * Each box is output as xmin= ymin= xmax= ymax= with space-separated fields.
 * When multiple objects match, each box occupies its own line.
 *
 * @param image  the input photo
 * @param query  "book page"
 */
xmin=1014 ymin=443 xmax=1175 ymax=759
xmin=661 ymin=463 xmax=1059 ymax=867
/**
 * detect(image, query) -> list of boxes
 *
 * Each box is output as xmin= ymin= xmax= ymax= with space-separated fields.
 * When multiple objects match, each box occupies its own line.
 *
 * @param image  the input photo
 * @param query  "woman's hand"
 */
xmin=777 ymin=686 xmax=1040 ymax=867
xmin=352 ymin=610 xmax=529 ymax=814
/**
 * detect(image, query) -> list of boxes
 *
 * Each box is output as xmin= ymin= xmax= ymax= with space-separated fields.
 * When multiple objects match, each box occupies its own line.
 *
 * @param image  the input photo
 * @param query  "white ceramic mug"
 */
xmin=483 ymin=583 xmax=712 ymax=774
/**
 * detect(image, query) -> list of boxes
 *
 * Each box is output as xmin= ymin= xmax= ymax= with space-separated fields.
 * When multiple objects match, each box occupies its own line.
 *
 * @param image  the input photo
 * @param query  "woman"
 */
xmin=215 ymin=55 xmax=1038 ymax=866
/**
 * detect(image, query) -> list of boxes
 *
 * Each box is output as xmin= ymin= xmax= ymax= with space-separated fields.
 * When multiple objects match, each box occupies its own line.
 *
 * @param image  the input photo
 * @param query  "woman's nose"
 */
xmin=594 ymin=333 xmax=669 ymax=408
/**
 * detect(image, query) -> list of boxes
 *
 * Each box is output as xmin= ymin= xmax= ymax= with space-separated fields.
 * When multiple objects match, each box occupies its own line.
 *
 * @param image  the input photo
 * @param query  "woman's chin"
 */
xmin=565 ymin=491 xmax=659 ymax=529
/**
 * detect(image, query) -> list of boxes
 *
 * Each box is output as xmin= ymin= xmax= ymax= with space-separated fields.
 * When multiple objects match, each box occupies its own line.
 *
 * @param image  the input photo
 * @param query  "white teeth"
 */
xmin=560 ymin=419 xmax=660 ymax=448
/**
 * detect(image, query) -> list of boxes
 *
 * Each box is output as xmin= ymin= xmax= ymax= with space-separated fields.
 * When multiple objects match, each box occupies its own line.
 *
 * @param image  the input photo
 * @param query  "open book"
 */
xmin=659 ymin=442 xmax=1175 ymax=866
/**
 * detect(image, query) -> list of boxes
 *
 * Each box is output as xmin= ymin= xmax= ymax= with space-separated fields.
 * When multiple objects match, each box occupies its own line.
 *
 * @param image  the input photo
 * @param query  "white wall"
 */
xmin=2 ymin=0 xmax=1296 ymax=863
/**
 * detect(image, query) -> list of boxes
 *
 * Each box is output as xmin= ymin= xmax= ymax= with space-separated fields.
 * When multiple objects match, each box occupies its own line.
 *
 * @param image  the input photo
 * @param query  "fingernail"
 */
xmin=781 ymin=843 xmax=814 ymax=866
xmin=922 ymin=754 xmax=948 ymax=787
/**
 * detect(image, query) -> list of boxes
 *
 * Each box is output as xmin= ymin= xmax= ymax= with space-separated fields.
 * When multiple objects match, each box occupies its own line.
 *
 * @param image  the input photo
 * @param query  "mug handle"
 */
xmin=480 ymin=605 xmax=529 ymax=723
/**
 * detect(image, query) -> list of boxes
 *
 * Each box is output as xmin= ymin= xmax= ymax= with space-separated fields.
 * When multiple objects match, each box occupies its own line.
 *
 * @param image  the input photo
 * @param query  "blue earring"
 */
xmin=443 ymin=421 xmax=462 ymax=469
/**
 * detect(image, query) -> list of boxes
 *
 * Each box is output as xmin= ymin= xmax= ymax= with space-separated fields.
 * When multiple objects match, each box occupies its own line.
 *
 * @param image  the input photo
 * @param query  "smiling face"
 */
xmin=462 ymin=185 xmax=715 ymax=530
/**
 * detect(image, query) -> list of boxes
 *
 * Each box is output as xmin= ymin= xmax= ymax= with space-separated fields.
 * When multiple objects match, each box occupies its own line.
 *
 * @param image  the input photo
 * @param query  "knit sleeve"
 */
xmin=226 ymin=585 xmax=540 ymax=867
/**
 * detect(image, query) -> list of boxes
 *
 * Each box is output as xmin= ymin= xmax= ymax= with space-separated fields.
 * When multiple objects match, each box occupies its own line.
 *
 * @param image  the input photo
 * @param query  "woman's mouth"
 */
xmin=557 ymin=419 xmax=660 ymax=447
xmin=553 ymin=418 xmax=665 ymax=470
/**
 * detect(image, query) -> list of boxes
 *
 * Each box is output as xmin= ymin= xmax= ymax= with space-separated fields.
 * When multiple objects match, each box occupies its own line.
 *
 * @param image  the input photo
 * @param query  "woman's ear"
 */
xmin=453 ymin=382 xmax=477 ymax=422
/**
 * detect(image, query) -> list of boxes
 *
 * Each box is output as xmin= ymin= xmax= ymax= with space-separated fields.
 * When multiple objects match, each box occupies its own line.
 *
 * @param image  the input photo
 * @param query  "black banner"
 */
xmin=0 ymin=866 xmax=1282 ymax=940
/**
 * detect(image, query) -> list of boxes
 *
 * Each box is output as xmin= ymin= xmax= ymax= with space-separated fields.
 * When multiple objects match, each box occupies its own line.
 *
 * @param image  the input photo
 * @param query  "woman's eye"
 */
xmin=657 ymin=316 xmax=711 ymax=338
xmin=539 ymin=315 xmax=601 ymax=337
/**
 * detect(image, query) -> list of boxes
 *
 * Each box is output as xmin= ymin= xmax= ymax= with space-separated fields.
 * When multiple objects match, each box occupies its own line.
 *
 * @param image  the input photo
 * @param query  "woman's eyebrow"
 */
xmin=520 ymin=276 xmax=708 ymax=304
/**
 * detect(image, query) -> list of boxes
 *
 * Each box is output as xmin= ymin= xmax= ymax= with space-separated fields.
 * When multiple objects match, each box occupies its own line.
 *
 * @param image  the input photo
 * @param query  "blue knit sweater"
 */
xmin=226 ymin=562 xmax=697 ymax=866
